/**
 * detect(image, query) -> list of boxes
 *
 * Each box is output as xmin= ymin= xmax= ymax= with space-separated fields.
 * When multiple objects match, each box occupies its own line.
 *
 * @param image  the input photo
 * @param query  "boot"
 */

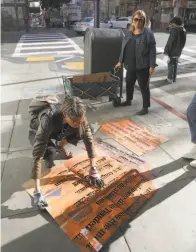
xmin=136 ymin=108 xmax=148 ymax=116
xmin=120 ymin=100 xmax=131 ymax=107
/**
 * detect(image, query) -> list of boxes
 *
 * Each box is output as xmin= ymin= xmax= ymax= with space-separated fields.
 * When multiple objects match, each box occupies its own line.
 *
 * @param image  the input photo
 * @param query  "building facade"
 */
xmin=117 ymin=0 xmax=196 ymax=29
xmin=1 ymin=0 xmax=28 ymax=31
xmin=80 ymin=0 xmax=120 ymax=19
xmin=160 ymin=0 xmax=196 ymax=28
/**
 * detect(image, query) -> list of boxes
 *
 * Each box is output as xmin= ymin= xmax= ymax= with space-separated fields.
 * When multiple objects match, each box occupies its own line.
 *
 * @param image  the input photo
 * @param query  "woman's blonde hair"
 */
xmin=130 ymin=10 xmax=146 ymax=32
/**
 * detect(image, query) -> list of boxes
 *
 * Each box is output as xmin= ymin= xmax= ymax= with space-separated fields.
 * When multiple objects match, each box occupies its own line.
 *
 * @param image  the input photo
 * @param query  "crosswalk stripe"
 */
xmin=23 ymin=34 xmax=65 ymax=38
xmin=17 ymin=41 xmax=70 ymax=46
xmin=179 ymin=54 xmax=196 ymax=63
xmin=156 ymin=46 xmax=196 ymax=65
xmin=156 ymin=58 xmax=167 ymax=67
xmin=150 ymin=71 xmax=196 ymax=82
xmin=123 ymin=70 xmax=196 ymax=82
xmin=183 ymin=48 xmax=196 ymax=54
xmin=15 ymin=45 xmax=75 ymax=50
xmin=13 ymin=50 xmax=83 ymax=56
xmin=19 ymin=39 xmax=67 ymax=43
xmin=22 ymin=36 xmax=65 ymax=40
xmin=12 ymin=32 xmax=83 ymax=58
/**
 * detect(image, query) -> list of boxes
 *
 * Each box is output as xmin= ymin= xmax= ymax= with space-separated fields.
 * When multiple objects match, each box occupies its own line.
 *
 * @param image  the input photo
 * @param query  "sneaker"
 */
xmin=136 ymin=108 xmax=148 ymax=116
xmin=165 ymin=78 xmax=173 ymax=84
xmin=34 ymin=191 xmax=48 ymax=209
xmin=190 ymin=160 xmax=196 ymax=168
xmin=120 ymin=100 xmax=131 ymax=106
xmin=182 ymin=145 xmax=196 ymax=159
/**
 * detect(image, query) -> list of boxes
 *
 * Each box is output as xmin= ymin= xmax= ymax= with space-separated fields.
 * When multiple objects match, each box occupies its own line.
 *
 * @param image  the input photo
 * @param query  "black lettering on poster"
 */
xmin=55 ymin=174 xmax=76 ymax=186
xmin=86 ymin=208 xmax=111 ymax=232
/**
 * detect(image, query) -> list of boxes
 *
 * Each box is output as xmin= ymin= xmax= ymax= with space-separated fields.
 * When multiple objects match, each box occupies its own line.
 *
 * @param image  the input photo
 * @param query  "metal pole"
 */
xmin=108 ymin=0 xmax=109 ymax=19
xmin=14 ymin=0 xmax=20 ymax=31
xmin=25 ymin=0 xmax=29 ymax=32
xmin=94 ymin=0 xmax=100 ymax=28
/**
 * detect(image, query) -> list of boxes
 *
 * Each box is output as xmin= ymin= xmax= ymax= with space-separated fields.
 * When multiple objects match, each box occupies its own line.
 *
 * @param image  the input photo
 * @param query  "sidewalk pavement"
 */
xmin=1 ymin=59 xmax=196 ymax=252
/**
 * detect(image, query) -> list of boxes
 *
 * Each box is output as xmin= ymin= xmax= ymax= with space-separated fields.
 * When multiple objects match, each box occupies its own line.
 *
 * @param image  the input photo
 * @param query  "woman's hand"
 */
xmin=149 ymin=67 xmax=155 ymax=76
xmin=115 ymin=62 xmax=121 ymax=69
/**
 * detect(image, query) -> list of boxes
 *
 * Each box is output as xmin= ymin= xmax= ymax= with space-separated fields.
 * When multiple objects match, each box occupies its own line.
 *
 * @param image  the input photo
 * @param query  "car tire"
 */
xmin=110 ymin=24 xmax=113 ymax=29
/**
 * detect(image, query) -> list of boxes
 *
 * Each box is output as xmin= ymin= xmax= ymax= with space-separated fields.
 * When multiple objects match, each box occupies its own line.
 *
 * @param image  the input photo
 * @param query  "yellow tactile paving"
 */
xmin=26 ymin=56 xmax=55 ymax=62
xmin=64 ymin=62 xmax=84 ymax=70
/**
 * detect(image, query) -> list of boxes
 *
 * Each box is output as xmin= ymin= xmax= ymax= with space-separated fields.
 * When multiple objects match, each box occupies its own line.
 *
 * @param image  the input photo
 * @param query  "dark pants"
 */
xmin=187 ymin=94 xmax=196 ymax=144
xmin=168 ymin=57 xmax=178 ymax=82
xmin=126 ymin=68 xmax=150 ymax=108
xmin=29 ymin=128 xmax=80 ymax=178
xmin=43 ymin=141 xmax=56 ymax=168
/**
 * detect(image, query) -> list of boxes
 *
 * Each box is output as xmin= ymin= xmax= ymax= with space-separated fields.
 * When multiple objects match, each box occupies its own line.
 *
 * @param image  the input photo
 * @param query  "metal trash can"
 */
xmin=84 ymin=28 xmax=124 ymax=97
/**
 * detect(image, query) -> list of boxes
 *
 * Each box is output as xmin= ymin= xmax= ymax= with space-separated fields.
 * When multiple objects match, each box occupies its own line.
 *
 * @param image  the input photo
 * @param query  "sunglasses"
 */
xmin=133 ymin=18 xmax=144 ymax=23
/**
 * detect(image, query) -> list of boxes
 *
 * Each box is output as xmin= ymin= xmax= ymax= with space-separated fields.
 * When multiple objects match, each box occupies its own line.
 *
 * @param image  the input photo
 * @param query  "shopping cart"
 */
xmin=62 ymin=69 xmax=122 ymax=107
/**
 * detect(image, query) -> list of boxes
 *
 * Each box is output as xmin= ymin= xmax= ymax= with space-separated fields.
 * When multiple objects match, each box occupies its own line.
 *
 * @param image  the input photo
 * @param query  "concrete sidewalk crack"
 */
xmin=1 ymin=100 xmax=20 ymax=180
xmin=159 ymin=145 xmax=175 ymax=161
xmin=122 ymin=233 xmax=132 ymax=252
xmin=1 ymin=76 xmax=61 ymax=86
xmin=1 ymin=208 xmax=39 ymax=219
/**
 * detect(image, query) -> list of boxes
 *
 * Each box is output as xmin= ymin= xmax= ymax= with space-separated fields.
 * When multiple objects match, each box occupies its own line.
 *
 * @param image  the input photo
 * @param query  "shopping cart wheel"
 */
xmin=112 ymin=97 xmax=121 ymax=107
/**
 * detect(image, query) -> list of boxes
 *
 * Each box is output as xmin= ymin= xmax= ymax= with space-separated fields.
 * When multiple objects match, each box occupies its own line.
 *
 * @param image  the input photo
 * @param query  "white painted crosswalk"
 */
xmin=12 ymin=33 xmax=83 ymax=60
xmin=12 ymin=32 xmax=196 ymax=81
xmin=123 ymin=45 xmax=196 ymax=81
xmin=156 ymin=46 xmax=196 ymax=67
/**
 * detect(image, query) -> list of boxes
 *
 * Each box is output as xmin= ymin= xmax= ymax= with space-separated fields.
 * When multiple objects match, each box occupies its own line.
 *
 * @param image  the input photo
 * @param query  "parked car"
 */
xmin=184 ymin=19 xmax=196 ymax=32
xmin=109 ymin=16 xmax=132 ymax=29
xmin=74 ymin=17 xmax=112 ymax=34
xmin=51 ymin=17 xmax=64 ymax=28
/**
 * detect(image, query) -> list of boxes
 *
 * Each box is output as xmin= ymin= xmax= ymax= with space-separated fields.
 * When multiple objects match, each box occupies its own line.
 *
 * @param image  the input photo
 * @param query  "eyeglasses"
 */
xmin=133 ymin=18 xmax=144 ymax=23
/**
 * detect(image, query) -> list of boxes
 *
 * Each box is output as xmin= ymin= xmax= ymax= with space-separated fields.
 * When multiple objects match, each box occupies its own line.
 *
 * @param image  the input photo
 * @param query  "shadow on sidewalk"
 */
xmin=1 ymin=31 xmax=24 ymax=44
xmin=1 ymin=157 xmax=195 ymax=251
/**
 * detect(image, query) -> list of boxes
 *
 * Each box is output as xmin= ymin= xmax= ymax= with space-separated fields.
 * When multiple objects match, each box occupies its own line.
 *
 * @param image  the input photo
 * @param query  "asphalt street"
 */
xmin=1 ymin=27 xmax=196 ymax=252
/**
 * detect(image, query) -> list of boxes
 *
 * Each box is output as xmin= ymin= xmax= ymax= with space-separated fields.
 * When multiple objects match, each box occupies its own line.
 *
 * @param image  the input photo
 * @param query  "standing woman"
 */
xmin=116 ymin=10 xmax=156 ymax=115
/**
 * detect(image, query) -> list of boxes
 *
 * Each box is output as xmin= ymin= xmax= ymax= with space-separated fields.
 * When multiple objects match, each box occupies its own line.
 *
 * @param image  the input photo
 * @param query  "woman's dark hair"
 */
xmin=170 ymin=16 xmax=183 ymax=26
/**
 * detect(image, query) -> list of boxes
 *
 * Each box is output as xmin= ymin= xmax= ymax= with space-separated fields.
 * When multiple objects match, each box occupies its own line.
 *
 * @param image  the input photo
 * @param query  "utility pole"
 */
xmin=107 ymin=0 xmax=110 ymax=19
xmin=14 ymin=0 xmax=20 ymax=31
xmin=94 ymin=0 xmax=100 ymax=28
xmin=24 ymin=0 xmax=29 ymax=32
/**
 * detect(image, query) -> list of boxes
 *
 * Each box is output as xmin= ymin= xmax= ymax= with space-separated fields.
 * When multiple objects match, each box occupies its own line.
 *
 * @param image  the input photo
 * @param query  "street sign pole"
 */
xmin=94 ymin=0 xmax=100 ymax=28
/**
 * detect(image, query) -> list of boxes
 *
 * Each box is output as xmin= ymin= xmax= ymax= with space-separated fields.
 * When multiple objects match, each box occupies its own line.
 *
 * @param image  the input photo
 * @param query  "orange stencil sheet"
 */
xmin=100 ymin=119 xmax=168 ymax=155
xmin=64 ymin=153 xmax=136 ymax=188
xmin=24 ymin=155 xmax=158 ymax=252
xmin=66 ymin=169 xmax=157 ymax=251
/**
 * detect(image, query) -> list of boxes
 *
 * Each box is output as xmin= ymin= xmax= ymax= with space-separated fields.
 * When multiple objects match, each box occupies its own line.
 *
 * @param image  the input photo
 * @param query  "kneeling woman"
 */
xmin=116 ymin=10 xmax=156 ymax=115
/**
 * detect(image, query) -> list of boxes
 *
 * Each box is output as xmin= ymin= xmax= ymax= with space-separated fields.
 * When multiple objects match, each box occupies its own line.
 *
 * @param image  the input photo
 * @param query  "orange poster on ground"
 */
xmin=24 ymin=154 xmax=157 ymax=252
xmin=100 ymin=119 xmax=168 ymax=155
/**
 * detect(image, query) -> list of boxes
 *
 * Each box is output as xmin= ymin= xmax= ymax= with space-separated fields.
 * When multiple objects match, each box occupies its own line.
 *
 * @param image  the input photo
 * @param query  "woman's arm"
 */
xmin=149 ymin=31 xmax=156 ymax=68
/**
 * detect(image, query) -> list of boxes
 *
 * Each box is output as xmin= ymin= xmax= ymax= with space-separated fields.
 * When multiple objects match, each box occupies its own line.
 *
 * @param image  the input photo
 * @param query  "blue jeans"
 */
xmin=168 ymin=57 xmax=178 ymax=81
xmin=187 ymin=94 xmax=196 ymax=144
